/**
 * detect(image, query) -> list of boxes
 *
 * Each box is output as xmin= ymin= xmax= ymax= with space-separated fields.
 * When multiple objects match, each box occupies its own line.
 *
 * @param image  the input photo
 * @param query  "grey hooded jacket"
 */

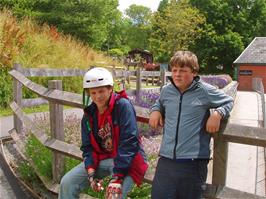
xmin=150 ymin=77 xmax=233 ymax=160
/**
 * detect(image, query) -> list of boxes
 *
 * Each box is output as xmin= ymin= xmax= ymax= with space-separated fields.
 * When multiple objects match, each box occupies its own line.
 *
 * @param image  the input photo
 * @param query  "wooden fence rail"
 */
xmin=8 ymin=66 xmax=266 ymax=199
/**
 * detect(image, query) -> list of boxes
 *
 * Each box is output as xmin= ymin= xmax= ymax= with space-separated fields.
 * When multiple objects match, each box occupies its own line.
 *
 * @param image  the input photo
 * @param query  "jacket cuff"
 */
xmin=112 ymin=173 xmax=125 ymax=180
xmin=215 ymin=108 xmax=225 ymax=118
xmin=86 ymin=165 xmax=96 ymax=171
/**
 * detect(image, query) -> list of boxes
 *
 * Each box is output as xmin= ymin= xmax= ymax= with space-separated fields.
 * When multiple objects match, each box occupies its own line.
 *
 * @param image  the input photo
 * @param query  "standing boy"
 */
xmin=149 ymin=51 xmax=233 ymax=199
xmin=59 ymin=67 xmax=148 ymax=199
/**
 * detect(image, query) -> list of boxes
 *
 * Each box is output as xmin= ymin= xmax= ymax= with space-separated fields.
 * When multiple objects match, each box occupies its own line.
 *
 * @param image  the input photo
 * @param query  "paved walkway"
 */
xmin=226 ymin=91 xmax=265 ymax=196
xmin=0 ymin=91 xmax=265 ymax=197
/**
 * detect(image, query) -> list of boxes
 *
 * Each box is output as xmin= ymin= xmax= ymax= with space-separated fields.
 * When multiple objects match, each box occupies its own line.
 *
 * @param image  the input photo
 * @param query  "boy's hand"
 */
xmin=105 ymin=177 xmax=123 ymax=199
xmin=90 ymin=178 xmax=104 ymax=192
xmin=149 ymin=111 xmax=163 ymax=129
xmin=206 ymin=111 xmax=222 ymax=133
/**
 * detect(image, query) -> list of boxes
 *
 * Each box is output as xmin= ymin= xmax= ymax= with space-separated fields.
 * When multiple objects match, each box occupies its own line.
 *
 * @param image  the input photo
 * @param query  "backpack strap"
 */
xmin=112 ymin=101 xmax=119 ymax=126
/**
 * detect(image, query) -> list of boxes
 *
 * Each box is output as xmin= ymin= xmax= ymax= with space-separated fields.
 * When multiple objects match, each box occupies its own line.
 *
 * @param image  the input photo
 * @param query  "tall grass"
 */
xmin=0 ymin=9 xmax=119 ymax=69
xmin=0 ymin=9 xmax=121 ymax=108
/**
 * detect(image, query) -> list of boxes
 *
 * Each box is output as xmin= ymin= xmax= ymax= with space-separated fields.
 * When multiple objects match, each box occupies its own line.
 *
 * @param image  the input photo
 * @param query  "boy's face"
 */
xmin=171 ymin=65 xmax=197 ymax=92
xmin=86 ymin=86 xmax=113 ymax=111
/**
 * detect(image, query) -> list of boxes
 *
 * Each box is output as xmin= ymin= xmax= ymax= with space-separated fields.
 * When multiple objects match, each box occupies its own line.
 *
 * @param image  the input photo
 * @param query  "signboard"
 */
xmin=239 ymin=70 xmax=252 ymax=76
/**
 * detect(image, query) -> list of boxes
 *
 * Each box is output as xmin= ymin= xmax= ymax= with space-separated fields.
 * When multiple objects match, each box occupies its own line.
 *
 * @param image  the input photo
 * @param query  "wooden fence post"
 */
xmin=136 ymin=67 xmax=142 ymax=97
xmin=212 ymin=137 xmax=228 ymax=186
xmin=48 ymin=80 xmax=65 ymax=183
xmin=13 ymin=63 xmax=23 ymax=134
xmin=160 ymin=69 xmax=166 ymax=89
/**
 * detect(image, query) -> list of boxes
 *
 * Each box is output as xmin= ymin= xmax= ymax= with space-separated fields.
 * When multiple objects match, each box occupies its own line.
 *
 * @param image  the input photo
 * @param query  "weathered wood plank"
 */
xmin=13 ymin=64 xmax=23 ymax=134
xmin=44 ymin=139 xmax=82 ymax=160
xmin=220 ymin=123 xmax=266 ymax=147
xmin=48 ymin=80 xmax=65 ymax=183
xmin=136 ymin=67 xmax=142 ymax=95
xmin=9 ymin=70 xmax=83 ymax=108
xmin=141 ymin=71 xmax=161 ymax=76
xmin=21 ymin=98 xmax=48 ymax=107
xmin=10 ymin=101 xmax=49 ymax=144
xmin=17 ymin=67 xmax=87 ymax=77
xmin=212 ymin=137 xmax=228 ymax=186
xmin=112 ymin=70 xmax=136 ymax=77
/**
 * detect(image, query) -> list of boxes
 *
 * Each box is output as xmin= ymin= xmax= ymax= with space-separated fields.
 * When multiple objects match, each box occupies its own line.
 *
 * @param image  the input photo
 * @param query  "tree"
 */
xmin=121 ymin=4 xmax=153 ymax=51
xmin=150 ymin=0 xmax=205 ymax=62
xmin=189 ymin=0 xmax=266 ymax=75
xmin=125 ymin=4 xmax=152 ymax=25
xmin=157 ymin=0 xmax=169 ymax=12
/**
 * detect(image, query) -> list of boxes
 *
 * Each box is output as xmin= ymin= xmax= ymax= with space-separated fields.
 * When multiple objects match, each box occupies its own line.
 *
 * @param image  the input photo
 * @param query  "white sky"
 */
xmin=118 ymin=0 xmax=161 ymax=13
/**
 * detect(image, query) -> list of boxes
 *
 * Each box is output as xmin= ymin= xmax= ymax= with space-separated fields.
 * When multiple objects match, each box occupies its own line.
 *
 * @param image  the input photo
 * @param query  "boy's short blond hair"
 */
xmin=169 ymin=51 xmax=199 ymax=72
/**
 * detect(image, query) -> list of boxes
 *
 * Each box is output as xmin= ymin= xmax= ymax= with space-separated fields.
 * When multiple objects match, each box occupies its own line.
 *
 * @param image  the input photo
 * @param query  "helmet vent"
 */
xmin=98 ymin=78 xmax=104 ymax=81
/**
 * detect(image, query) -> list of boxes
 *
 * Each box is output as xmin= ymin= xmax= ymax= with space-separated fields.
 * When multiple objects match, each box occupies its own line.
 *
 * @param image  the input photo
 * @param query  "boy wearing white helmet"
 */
xmin=59 ymin=67 xmax=148 ymax=199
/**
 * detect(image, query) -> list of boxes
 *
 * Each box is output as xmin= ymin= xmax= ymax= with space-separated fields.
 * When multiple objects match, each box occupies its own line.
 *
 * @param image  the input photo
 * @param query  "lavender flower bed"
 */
xmin=128 ymin=90 xmax=160 ymax=109
xmin=200 ymin=74 xmax=232 ymax=89
xmin=129 ymin=74 xmax=232 ymax=108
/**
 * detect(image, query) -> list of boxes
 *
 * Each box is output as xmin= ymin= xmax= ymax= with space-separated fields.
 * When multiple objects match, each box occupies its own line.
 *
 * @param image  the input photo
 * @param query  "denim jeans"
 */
xmin=58 ymin=159 xmax=134 ymax=199
xmin=151 ymin=157 xmax=208 ymax=199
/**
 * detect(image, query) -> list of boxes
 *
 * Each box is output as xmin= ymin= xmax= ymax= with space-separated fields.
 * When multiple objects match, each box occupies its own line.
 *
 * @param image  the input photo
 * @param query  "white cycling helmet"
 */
xmin=83 ymin=67 xmax=114 ymax=89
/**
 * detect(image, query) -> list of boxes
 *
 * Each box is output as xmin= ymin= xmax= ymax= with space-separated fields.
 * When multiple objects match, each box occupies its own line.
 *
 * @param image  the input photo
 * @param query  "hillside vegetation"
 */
xmin=0 ymin=10 xmax=120 ymax=108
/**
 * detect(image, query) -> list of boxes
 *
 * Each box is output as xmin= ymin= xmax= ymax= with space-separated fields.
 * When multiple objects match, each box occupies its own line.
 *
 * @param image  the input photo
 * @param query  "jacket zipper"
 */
xmin=173 ymin=94 xmax=183 ymax=159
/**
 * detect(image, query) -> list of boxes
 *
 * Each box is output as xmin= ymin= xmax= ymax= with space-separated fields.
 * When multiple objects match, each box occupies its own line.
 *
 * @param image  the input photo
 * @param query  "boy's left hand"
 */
xmin=206 ymin=111 xmax=222 ymax=133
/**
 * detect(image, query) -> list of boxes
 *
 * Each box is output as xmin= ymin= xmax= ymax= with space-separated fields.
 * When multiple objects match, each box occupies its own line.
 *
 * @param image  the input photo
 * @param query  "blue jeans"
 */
xmin=58 ymin=159 xmax=134 ymax=199
xmin=151 ymin=157 xmax=208 ymax=199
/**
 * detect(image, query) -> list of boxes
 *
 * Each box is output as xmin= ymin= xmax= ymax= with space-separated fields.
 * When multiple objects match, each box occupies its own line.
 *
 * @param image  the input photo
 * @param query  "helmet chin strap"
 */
xmin=83 ymin=89 xmax=91 ymax=107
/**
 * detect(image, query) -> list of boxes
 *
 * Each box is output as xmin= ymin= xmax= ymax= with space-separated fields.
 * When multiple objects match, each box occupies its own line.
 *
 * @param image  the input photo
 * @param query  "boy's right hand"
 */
xmin=149 ymin=111 xmax=163 ymax=129
xmin=88 ymin=169 xmax=104 ymax=192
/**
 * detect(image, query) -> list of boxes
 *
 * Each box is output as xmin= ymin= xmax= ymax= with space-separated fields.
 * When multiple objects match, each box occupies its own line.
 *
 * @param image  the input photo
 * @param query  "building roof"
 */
xmin=233 ymin=37 xmax=266 ymax=65
xmin=128 ymin=48 xmax=152 ymax=56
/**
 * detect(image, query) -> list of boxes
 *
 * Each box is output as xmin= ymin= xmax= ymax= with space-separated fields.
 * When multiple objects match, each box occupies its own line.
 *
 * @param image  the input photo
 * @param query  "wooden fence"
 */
xmin=253 ymin=78 xmax=266 ymax=128
xmin=8 ymin=65 xmax=266 ymax=198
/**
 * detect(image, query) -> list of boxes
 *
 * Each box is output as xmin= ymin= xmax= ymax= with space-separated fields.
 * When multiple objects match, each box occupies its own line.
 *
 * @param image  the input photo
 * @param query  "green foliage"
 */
xmin=128 ymin=183 xmax=151 ymax=198
xmin=108 ymin=48 xmax=124 ymax=57
xmin=123 ymin=5 xmax=153 ymax=50
xmin=64 ymin=156 xmax=80 ymax=173
xmin=17 ymin=160 xmax=39 ymax=182
xmin=150 ymin=0 xmax=205 ymax=62
xmin=0 ymin=105 xmax=49 ymax=117
xmin=0 ymin=0 xmax=121 ymax=50
xmin=0 ymin=67 xmax=12 ymax=108
xmin=157 ymin=0 xmax=169 ymax=12
xmin=25 ymin=134 xmax=52 ymax=179
xmin=189 ymin=0 xmax=266 ymax=75
xmin=125 ymin=4 xmax=152 ymax=25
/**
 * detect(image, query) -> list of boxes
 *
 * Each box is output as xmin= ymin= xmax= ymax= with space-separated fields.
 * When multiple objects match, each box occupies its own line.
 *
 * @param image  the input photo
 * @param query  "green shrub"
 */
xmin=108 ymin=48 xmax=124 ymax=57
xmin=25 ymin=134 xmax=52 ymax=179
xmin=0 ymin=67 xmax=12 ymax=108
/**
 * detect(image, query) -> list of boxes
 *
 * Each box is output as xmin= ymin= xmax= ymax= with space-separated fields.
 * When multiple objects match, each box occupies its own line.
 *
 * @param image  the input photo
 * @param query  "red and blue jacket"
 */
xmin=80 ymin=90 xmax=148 ymax=185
